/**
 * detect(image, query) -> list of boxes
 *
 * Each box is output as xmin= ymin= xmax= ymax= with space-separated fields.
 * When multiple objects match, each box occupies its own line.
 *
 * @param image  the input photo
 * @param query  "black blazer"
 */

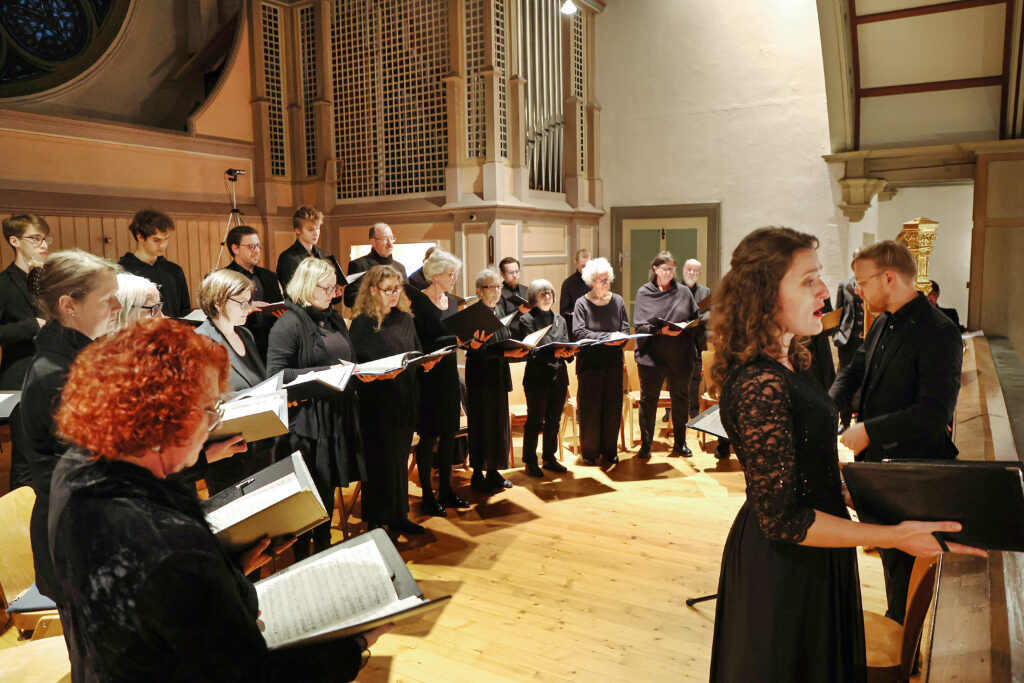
xmin=194 ymin=320 xmax=266 ymax=392
xmin=833 ymin=278 xmax=865 ymax=349
xmin=829 ymin=293 xmax=962 ymax=462
xmin=519 ymin=310 xmax=571 ymax=389
xmin=0 ymin=262 xmax=41 ymax=388
xmin=276 ymin=240 xmax=345 ymax=302
xmin=343 ymin=250 xmax=407 ymax=307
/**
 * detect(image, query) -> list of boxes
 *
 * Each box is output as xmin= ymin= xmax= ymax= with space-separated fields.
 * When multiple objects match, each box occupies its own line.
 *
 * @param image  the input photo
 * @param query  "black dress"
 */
xmin=266 ymin=303 xmax=364 ymax=559
xmin=349 ymin=310 xmax=420 ymax=526
xmin=409 ymin=289 xmax=461 ymax=501
xmin=711 ymin=357 xmax=866 ymax=682
xmin=465 ymin=307 xmax=514 ymax=475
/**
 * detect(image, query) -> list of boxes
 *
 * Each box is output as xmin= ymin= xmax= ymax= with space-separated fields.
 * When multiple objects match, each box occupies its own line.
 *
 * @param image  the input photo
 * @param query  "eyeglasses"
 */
xmin=656 ymin=265 xmax=676 ymax=274
xmin=19 ymin=235 xmax=52 ymax=247
xmin=592 ymin=276 xmax=611 ymax=284
xmin=481 ymin=284 xmax=502 ymax=290
xmin=537 ymin=291 xmax=553 ymax=297
xmin=203 ymin=399 xmax=225 ymax=432
xmin=239 ymin=243 xmax=262 ymax=251
xmin=229 ymin=298 xmax=253 ymax=311
xmin=316 ymin=283 xmax=342 ymax=297
xmin=854 ymin=272 xmax=884 ymax=289
xmin=373 ymin=235 xmax=397 ymax=243
xmin=140 ymin=302 xmax=164 ymax=318
xmin=504 ymin=270 xmax=520 ymax=277
xmin=377 ymin=286 xmax=401 ymax=296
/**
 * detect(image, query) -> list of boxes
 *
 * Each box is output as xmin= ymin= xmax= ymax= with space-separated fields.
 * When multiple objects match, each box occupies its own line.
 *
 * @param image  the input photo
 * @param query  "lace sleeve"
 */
xmin=722 ymin=364 xmax=815 ymax=543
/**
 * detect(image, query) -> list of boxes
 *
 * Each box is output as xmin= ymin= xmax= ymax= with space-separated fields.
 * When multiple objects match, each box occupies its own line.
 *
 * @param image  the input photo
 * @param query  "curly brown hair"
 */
xmin=351 ymin=265 xmax=411 ymax=330
xmin=709 ymin=227 xmax=818 ymax=389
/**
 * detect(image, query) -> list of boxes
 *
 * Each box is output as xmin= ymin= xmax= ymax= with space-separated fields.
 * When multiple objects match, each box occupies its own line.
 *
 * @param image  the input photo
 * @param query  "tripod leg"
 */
xmin=685 ymin=593 xmax=718 ymax=607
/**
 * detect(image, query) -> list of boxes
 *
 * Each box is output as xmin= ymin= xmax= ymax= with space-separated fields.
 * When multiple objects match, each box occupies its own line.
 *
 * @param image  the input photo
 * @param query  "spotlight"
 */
xmin=561 ymin=0 xmax=577 ymax=15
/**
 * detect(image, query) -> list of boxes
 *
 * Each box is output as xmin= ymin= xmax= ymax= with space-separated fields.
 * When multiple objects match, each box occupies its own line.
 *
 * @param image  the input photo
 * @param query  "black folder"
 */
xmin=443 ymin=300 xmax=511 ymax=340
xmin=842 ymin=461 xmax=1024 ymax=551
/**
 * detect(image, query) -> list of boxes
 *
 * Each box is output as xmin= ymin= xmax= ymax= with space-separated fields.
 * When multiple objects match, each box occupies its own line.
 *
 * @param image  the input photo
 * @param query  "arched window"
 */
xmin=0 ymin=0 xmax=130 ymax=97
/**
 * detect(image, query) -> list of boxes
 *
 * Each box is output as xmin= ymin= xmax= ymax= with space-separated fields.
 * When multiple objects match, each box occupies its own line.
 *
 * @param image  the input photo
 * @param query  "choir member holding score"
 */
xmin=463 ymin=269 xmax=529 ymax=493
xmin=48 ymin=318 xmax=388 ymax=681
xmin=350 ymin=265 xmax=441 ymax=536
xmin=408 ymin=249 xmax=471 ymax=515
xmin=266 ymin=257 xmax=364 ymax=559
xmin=195 ymin=269 xmax=275 ymax=496
xmin=571 ymin=257 xmax=630 ymax=467
xmin=707 ymin=227 xmax=984 ymax=682
xmin=518 ymin=279 xmax=573 ymax=477
xmin=632 ymin=251 xmax=698 ymax=459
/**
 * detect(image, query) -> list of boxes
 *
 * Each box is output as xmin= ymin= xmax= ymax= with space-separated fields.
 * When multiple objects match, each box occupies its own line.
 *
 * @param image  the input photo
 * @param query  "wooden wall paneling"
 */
xmin=58 ymin=217 xmax=76 ymax=255
xmin=100 ymin=217 xmax=117 ymax=261
xmin=189 ymin=221 xmax=204 ymax=307
xmin=198 ymin=220 xmax=213 ymax=280
xmin=73 ymin=217 xmax=89 ymax=256
xmin=115 ymin=218 xmax=132 ymax=260
xmin=87 ymin=217 xmax=105 ymax=259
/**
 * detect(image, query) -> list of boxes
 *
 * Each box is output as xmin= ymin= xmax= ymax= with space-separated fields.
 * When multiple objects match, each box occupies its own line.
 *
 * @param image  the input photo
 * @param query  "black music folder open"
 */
xmin=443 ymin=300 xmax=515 ymax=340
xmin=842 ymin=460 xmax=1024 ymax=551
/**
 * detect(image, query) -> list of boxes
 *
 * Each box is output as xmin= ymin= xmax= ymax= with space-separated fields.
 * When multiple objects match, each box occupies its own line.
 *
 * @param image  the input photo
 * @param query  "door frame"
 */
xmin=610 ymin=203 xmax=722 ymax=297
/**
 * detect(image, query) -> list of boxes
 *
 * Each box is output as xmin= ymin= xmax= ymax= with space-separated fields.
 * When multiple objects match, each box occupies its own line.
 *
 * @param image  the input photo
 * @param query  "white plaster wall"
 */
xmin=594 ymin=0 xmax=850 ymax=292
xmin=875 ymin=184 xmax=974 ymax=323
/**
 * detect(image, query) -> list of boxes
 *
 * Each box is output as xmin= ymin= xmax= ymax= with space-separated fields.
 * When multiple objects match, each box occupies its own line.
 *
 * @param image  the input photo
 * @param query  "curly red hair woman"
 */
xmin=47 ymin=318 xmax=388 ymax=682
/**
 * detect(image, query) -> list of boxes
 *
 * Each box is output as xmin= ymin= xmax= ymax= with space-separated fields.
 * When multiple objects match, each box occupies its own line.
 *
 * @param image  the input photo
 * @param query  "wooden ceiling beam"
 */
xmin=856 ymin=0 xmax=1005 ymax=25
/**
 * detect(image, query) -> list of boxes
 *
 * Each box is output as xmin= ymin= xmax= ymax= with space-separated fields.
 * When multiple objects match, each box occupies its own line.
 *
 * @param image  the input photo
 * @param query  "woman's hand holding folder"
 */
xmin=239 ymin=534 xmax=297 ymax=575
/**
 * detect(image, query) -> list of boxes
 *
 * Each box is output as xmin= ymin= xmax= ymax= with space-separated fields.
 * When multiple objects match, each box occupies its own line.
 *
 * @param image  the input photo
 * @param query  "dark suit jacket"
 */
xmin=0 ymin=262 xmax=41 ymax=388
xmin=225 ymin=261 xmax=283 ymax=362
xmin=407 ymin=267 xmax=428 ymax=290
xmin=559 ymin=271 xmax=590 ymax=330
xmin=275 ymin=240 xmax=345 ymax=302
xmin=194 ymin=320 xmax=266 ymax=392
xmin=829 ymin=292 xmax=962 ymax=462
xmin=343 ymin=249 xmax=407 ymax=307
xmin=834 ymin=278 xmax=865 ymax=349
xmin=687 ymin=282 xmax=711 ymax=355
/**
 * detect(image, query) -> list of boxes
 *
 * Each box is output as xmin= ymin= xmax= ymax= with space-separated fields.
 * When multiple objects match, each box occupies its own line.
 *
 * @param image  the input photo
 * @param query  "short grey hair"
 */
xmin=423 ymin=249 xmax=462 ymax=280
xmin=581 ymin=257 xmax=614 ymax=286
xmin=475 ymin=268 xmax=501 ymax=289
xmin=370 ymin=222 xmax=391 ymax=239
xmin=527 ymin=279 xmax=555 ymax=306
xmin=113 ymin=272 xmax=160 ymax=331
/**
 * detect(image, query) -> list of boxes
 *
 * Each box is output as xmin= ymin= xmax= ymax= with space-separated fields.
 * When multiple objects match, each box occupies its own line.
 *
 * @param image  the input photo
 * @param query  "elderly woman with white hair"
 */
xmin=112 ymin=272 xmax=163 ymax=331
xmin=464 ymin=268 xmax=528 ymax=493
xmin=518 ymin=279 xmax=574 ymax=477
xmin=408 ymin=249 xmax=471 ymax=515
xmin=572 ymin=257 xmax=630 ymax=466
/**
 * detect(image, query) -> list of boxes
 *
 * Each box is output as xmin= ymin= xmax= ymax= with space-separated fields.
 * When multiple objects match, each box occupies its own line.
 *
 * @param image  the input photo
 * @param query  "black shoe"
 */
xmin=524 ymin=462 xmax=544 ymax=477
xmin=542 ymin=459 xmax=568 ymax=473
xmin=392 ymin=518 xmax=426 ymax=535
xmin=636 ymin=445 xmax=651 ymax=460
xmin=420 ymin=498 xmax=447 ymax=517
xmin=581 ymin=456 xmax=598 ymax=466
xmin=438 ymin=490 xmax=471 ymax=508
xmin=672 ymin=444 xmax=692 ymax=457
xmin=471 ymin=472 xmax=491 ymax=493
xmin=662 ymin=410 xmax=670 ymax=423
xmin=486 ymin=471 xmax=513 ymax=489
xmin=603 ymin=454 xmax=619 ymax=466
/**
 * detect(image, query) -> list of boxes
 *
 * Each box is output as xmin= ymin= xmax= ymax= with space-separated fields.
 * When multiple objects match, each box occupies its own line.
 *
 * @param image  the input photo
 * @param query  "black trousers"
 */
xmin=577 ymin=358 xmax=623 ymax=460
xmin=836 ymin=340 xmax=862 ymax=427
xmin=637 ymin=363 xmax=692 ymax=451
xmin=416 ymin=429 xmax=456 ymax=500
xmin=879 ymin=547 xmax=914 ymax=624
xmin=523 ymin=380 xmax=568 ymax=464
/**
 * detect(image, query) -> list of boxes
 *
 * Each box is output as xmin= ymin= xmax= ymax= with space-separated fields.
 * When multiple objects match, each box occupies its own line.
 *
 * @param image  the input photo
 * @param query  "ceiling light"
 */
xmin=561 ymin=1 xmax=578 ymax=15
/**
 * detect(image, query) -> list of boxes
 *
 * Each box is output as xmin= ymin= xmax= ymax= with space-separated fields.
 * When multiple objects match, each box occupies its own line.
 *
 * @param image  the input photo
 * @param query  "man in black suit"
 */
xmin=829 ymin=240 xmax=962 ymax=624
xmin=834 ymin=276 xmax=865 ymax=430
xmin=407 ymin=246 xmax=436 ymax=291
xmin=1 ymin=214 xmax=50 ymax=490
xmin=223 ymin=225 xmax=284 ymax=362
xmin=681 ymin=259 xmax=711 ymax=417
xmin=559 ymin=249 xmax=591 ymax=333
xmin=118 ymin=210 xmax=191 ymax=317
xmin=276 ymin=206 xmax=346 ymax=299
xmin=343 ymin=222 xmax=407 ymax=307
xmin=497 ymin=257 xmax=529 ymax=314
xmin=928 ymin=279 xmax=962 ymax=330
xmin=0 ymin=214 xmax=49 ymax=388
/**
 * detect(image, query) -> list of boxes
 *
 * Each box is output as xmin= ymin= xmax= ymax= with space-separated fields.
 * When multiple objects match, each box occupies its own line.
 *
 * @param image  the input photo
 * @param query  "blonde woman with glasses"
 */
xmin=267 ymin=257 xmax=364 ymax=559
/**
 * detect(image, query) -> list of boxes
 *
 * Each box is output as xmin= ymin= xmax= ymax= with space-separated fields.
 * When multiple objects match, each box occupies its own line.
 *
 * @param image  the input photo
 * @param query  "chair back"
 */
xmin=624 ymin=350 xmax=640 ymax=393
xmin=900 ymin=556 xmax=940 ymax=678
xmin=567 ymin=359 xmax=579 ymax=398
xmin=508 ymin=360 xmax=528 ymax=409
xmin=701 ymin=350 xmax=718 ymax=400
xmin=0 ymin=486 xmax=37 ymax=609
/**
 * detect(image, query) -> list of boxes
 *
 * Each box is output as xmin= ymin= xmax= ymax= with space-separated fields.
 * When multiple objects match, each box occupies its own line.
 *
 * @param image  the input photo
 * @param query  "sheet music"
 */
xmin=603 ymin=332 xmax=651 ymax=343
xmin=499 ymin=311 xmax=517 ymax=326
xmin=688 ymin=405 xmax=727 ymax=439
xmin=220 ymin=392 xmax=286 ymax=422
xmin=0 ymin=393 xmax=18 ymax=409
xmin=237 ymin=373 xmax=284 ymax=399
xmin=354 ymin=352 xmax=411 ymax=375
xmin=205 ymin=473 xmax=302 ymax=534
xmin=256 ymin=541 xmax=417 ymax=648
xmin=521 ymin=325 xmax=551 ymax=347
xmin=180 ymin=309 xmax=206 ymax=322
xmin=283 ymin=364 xmax=354 ymax=391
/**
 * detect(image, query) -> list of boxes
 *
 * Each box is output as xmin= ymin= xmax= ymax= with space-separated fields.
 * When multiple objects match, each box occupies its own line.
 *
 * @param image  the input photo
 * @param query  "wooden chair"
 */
xmin=863 ymin=556 xmax=939 ymax=682
xmin=0 ymin=486 xmax=61 ymax=638
xmin=559 ymin=365 xmax=580 ymax=459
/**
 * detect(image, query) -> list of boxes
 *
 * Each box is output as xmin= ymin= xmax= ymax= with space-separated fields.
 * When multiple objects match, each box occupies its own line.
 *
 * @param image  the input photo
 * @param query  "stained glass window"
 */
xmin=0 ymin=0 xmax=129 ymax=97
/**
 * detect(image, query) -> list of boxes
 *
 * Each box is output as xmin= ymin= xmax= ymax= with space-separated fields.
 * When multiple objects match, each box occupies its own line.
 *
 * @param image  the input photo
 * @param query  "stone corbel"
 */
xmin=837 ymin=177 xmax=886 ymax=222
xmin=877 ymin=184 xmax=898 ymax=202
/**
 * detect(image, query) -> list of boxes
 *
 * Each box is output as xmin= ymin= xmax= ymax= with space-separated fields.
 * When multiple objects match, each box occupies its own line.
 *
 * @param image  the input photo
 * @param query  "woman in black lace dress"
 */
xmin=707 ymin=227 xmax=981 ymax=682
